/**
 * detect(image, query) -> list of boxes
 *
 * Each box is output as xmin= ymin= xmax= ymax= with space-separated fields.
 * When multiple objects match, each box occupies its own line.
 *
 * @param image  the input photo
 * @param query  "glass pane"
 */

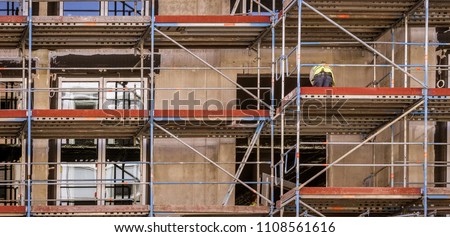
xmin=60 ymin=139 xmax=98 ymax=205
xmin=60 ymin=164 xmax=97 ymax=204
xmin=61 ymin=82 xmax=99 ymax=110
xmin=108 ymin=1 xmax=142 ymax=16
xmin=105 ymin=139 xmax=141 ymax=205
xmin=0 ymin=2 xmax=20 ymax=16
xmin=64 ymin=2 xmax=100 ymax=16
xmin=105 ymin=81 xmax=142 ymax=109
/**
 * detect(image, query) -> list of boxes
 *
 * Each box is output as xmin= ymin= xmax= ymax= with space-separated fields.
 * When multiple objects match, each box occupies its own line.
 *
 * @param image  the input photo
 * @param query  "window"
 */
xmin=0 ymin=145 xmax=21 ymax=206
xmin=0 ymin=80 xmax=23 ymax=110
xmin=63 ymin=2 xmax=100 ymax=16
xmin=105 ymin=81 xmax=143 ymax=109
xmin=57 ymin=78 xmax=145 ymax=206
xmin=108 ymin=1 xmax=142 ymax=16
xmin=0 ymin=1 xmax=20 ymax=16
xmin=62 ymin=1 xmax=146 ymax=16
xmin=60 ymin=164 xmax=97 ymax=205
xmin=61 ymin=82 xmax=99 ymax=110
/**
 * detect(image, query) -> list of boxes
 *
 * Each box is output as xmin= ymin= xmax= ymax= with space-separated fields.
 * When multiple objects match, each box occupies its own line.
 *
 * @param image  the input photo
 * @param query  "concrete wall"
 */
xmin=159 ymin=0 xmax=229 ymax=15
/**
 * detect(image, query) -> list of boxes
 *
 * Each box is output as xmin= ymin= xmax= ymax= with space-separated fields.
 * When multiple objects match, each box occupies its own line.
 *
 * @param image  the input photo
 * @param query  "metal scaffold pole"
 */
xmin=149 ymin=0 xmax=155 ymax=217
xmin=26 ymin=0 xmax=32 ymax=218
xmin=269 ymin=0 xmax=276 ymax=216
xmin=423 ymin=0 xmax=429 ymax=217
xmin=256 ymin=41 xmax=261 ymax=206
xmin=390 ymin=28 xmax=395 ymax=187
xmin=403 ymin=16 xmax=409 ymax=188
xmin=279 ymin=0 xmax=286 ymax=217
xmin=295 ymin=0 xmax=303 ymax=217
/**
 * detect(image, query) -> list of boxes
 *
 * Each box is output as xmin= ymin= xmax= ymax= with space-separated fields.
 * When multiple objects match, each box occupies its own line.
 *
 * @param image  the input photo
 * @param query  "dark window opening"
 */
xmin=0 ymin=81 xmax=22 ymax=110
xmin=434 ymin=27 xmax=449 ymax=187
xmin=0 ymin=81 xmax=22 ymax=145
xmin=235 ymin=74 xmax=324 ymax=205
xmin=105 ymin=139 xmax=141 ymax=205
xmin=0 ymin=145 xmax=21 ymax=206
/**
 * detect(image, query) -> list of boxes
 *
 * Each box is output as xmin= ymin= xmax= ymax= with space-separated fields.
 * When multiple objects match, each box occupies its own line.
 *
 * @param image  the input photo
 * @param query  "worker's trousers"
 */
xmin=313 ymin=72 xmax=333 ymax=87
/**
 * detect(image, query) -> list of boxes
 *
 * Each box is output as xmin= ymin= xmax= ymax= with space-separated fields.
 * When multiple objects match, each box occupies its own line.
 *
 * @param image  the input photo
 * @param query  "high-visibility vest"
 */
xmin=311 ymin=65 xmax=335 ymax=86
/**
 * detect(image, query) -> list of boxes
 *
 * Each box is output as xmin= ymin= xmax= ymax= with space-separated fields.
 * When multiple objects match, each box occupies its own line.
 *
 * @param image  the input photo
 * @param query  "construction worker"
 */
xmin=309 ymin=62 xmax=335 ymax=87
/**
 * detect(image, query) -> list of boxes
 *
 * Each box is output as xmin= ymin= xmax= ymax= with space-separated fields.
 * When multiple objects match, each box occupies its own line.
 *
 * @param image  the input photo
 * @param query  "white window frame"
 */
xmin=56 ymin=77 xmax=147 ymax=205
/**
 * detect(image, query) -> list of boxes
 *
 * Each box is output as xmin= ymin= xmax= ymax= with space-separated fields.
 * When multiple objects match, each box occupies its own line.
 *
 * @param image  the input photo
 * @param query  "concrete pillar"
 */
xmin=31 ymin=49 xmax=50 ymax=205
xmin=39 ymin=2 xmax=48 ymax=16
xmin=407 ymin=28 xmax=437 ymax=187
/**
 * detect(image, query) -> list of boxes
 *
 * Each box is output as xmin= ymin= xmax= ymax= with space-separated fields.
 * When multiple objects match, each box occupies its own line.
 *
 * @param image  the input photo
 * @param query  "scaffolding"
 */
xmin=0 ymin=0 xmax=450 ymax=217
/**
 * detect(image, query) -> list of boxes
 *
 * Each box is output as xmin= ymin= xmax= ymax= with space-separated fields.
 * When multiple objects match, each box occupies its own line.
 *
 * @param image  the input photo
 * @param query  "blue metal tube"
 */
xmin=154 ymin=181 xmax=269 ymax=185
xmin=279 ymin=0 xmax=286 ymax=217
xmin=423 ymin=0 xmax=429 ymax=217
xmin=403 ymin=16 xmax=409 ymax=188
xmin=26 ymin=0 xmax=32 ymax=218
xmin=295 ymin=0 xmax=303 ymax=217
xmin=149 ymin=0 xmax=155 ymax=217
xmin=299 ymin=42 xmax=450 ymax=46
xmin=390 ymin=28 xmax=395 ymax=187
xmin=269 ymin=1 xmax=276 ymax=217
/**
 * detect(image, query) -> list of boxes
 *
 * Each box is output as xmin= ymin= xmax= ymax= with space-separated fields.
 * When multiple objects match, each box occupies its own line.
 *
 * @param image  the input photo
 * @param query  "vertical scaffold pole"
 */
xmin=279 ymin=0 xmax=286 ymax=217
xmin=295 ymin=0 xmax=303 ymax=217
xmin=256 ymin=41 xmax=261 ymax=205
xmin=403 ymin=16 xmax=409 ymax=187
xmin=373 ymin=50 xmax=377 ymax=88
xmin=149 ymin=0 xmax=155 ymax=217
xmin=21 ymin=41 xmax=26 ymax=207
xmin=26 ymin=0 xmax=32 ymax=217
xmin=269 ymin=0 xmax=276 ymax=216
xmin=390 ymin=28 xmax=395 ymax=187
xmin=423 ymin=0 xmax=429 ymax=217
